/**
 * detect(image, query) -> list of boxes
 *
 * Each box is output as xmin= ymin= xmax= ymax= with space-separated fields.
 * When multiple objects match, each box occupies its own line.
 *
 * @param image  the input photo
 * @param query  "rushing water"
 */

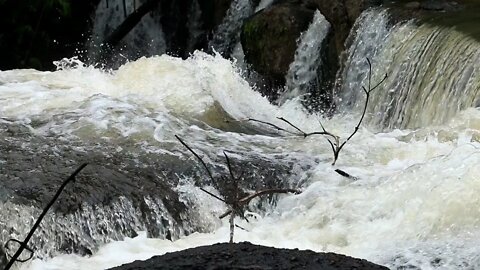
xmin=281 ymin=10 xmax=331 ymax=103
xmin=0 ymin=6 xmax=479 ymax=270
xmin=208 ymin=0 xmax=255 ymax=55
xmin=340 ymin=8 xmax=480 ymax=130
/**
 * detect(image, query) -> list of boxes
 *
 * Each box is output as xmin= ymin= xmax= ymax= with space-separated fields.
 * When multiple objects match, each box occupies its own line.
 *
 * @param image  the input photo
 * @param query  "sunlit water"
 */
xmin=0 ymin=50 xmax=479 ymax=270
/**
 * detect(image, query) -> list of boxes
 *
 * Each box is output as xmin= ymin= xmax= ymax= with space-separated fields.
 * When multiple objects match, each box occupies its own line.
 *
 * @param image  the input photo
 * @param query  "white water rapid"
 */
xmin=0 ymin=50 xmax=478 ymax=270
xmin=1 ymin=7 xmax=479 ymax=270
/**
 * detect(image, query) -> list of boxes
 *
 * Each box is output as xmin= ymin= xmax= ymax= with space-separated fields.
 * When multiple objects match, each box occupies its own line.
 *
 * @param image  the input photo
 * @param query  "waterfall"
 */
xmin=280 ymin=10 xmax=331 ymax=103
xmin=208 ymin=0 xmax=255 ymax=56
xmin=340 ymin=8 xmax=480 ymax=129
xmin=254 ymin=0 xmax=275 ymax=12
xmin=0 ymin=196 xmax=182 ymax=259
xmin=88 ymin=0 xmax=166 ymax=65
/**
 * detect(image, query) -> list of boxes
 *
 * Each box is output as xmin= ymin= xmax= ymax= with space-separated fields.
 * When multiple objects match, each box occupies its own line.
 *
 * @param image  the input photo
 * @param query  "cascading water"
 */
xmin=88 ymin=0 xmax=166 ymax=65
xmin=254 ymin=0 xmax=275 ymax=12
xmin=280 ymin=10 xmax=331 ymax=103
xmin=340 ymin=8 xmax=480 ymax=129
xmin=208 ymin=0 xmax=255 ymax=56
xmin=0 ymin=6 xmax=479 ymax=270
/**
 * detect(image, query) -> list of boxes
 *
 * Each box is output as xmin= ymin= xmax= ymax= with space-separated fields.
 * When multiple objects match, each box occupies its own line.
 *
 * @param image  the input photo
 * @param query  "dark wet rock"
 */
xmin=241 ymin=0 xmax=382 ymax=103
xmin=198 ymin=0 xmax=233 ymax=40
xmin=0 ymin=121 xmax=309 ymax=260
xmin=405 ymin=1 xmax=421 ymax=9
xmin=161 ymin=0 xmax=192 ymax=58
xmin=0 ymin=246 xmax=7 ymax=269
xmin=240 ymin=2 xmax=316 ymax=97
xmin=419 ymin=0 xmax=461 ymax=11
xmin=110 ymin=242 xmax=390 ymax=270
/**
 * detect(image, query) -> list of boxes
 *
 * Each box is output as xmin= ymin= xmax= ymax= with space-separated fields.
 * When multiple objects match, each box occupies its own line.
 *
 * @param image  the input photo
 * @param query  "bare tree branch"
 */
xmin=247 ymin=58 xmax=388 ymax=165
xmin=4 ymin=163 xmax=88 ymax=270
xmin=176 ymin=136 xmax=301 ymax=243
xmin=175 ymin=135 xmax=216 ymax=184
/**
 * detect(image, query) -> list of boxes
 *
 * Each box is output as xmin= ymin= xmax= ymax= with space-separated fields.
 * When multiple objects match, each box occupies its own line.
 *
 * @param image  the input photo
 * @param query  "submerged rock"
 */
xmin=0 ymin=121 xmax=306 ymax=260
xmin=110 ymin=242 xmax=390 ymax=270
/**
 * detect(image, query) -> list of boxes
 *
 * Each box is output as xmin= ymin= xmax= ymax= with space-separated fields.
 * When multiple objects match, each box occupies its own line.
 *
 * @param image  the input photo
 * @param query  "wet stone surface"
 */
xmin=111 ymin=242 xmax=390 ymax=270
xmin=0 ymin=121 xmax=308 ymax=259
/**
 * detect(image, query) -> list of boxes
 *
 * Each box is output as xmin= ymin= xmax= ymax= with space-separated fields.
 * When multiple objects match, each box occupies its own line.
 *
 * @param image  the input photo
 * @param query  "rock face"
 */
xmin=241 ymin=0 xmax=382 ymax=103
xmin=241 ymin=1 xmax=315 ymax=95
xmin=0 ymin=247 xmax=7 ymax=269
xmin=110 ymin=242 xmax=390 ymax=270
xmin=0 ymin=121 xmax=303 ymax=259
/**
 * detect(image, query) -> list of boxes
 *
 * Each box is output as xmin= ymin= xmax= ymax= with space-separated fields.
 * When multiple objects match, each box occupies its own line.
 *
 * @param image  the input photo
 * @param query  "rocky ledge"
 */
xmin=110 ymin=242 xmax=389 ymax=270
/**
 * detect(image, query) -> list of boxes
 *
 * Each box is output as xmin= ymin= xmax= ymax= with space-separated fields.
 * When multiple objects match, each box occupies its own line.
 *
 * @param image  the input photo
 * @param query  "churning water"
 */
xmin=0 ymin=7 xmax=479 ymax=270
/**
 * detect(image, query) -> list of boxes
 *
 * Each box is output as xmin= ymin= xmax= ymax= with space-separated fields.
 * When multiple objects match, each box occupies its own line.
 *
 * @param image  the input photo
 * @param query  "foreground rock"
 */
xmin=111 ymin=242 xmax=389 ymax=270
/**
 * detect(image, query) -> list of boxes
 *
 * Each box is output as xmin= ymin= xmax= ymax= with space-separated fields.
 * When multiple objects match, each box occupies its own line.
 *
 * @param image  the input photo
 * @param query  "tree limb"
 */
xmin=4 ymin=163 xmax=88 ymax=270
xmin=247 ymin=58 xmax=388 ymax=165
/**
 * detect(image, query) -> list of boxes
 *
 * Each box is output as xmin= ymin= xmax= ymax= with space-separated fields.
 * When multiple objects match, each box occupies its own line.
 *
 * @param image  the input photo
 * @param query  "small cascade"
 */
xmin=208 ymin=0 xmax=255 ymax=56
xmin=254 ymin=0 xmax=275 ymax=12
xmin=280 ymin=10 xmax=331 ymax=103
xmin=88 ymin=0 xmax=166 ymax=66
xmin=0 ymin=196 xmax=182 ymax=260
xmin=340 ymin=8 xmax=480 ymax=129
xmin=337 ymin=9 xmax=391 ymax=108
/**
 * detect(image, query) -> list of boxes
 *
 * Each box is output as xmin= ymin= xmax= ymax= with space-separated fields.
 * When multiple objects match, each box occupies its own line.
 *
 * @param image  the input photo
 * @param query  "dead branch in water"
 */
xmin=3 ymin=163 xmax=88 ymax=270
xmin=175 ymin=136 xmax=300 ymax=243
xmin=247 ymin=58 xmax=387 ymax=165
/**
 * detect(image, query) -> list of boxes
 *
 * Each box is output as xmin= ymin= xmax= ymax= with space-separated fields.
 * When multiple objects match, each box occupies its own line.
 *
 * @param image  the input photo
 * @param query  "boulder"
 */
xmin=241 ymin=2 xmax=316 ymax=96
xmin=0 ymin=121 xmax=303 ymax=259
xmin=240 ymin=0 xmax=382 ymax=103
xmin=110 ymin=242 xmax=390 ymax=270
xmin=0 ymin=247 xmax=7 ymax=269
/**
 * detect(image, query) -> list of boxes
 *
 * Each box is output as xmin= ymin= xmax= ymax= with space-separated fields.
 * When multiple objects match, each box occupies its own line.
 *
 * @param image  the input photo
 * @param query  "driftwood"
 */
xmin=3 ymin=164 xmax=88 ymax=270
xmin=248 ymin=58 xmax=387 ymax=165
xmin=175 ymin=135 xmax=300 ymax=243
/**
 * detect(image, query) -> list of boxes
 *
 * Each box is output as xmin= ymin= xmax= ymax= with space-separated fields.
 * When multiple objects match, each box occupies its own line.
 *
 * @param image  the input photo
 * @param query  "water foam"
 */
xmin=1 ymin=50 xmax=479 ymax=270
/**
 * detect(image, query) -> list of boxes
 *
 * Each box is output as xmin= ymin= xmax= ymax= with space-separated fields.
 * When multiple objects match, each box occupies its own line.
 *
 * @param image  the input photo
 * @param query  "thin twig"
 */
xmin=246 ymin=58 xmax=388 ymax=165
xmin=4 ymin=164 xmax=88 ymax=270
xmin=200 ymin=187 xmax=226 ymax=203
xmin=176 ymin=137 xmax=302 ymax=243
xmin=247 ymin=118 xmax=301 ymax=136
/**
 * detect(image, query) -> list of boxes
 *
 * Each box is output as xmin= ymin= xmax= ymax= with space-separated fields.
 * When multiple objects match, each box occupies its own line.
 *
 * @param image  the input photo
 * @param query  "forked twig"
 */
xmin=175 ymin=136 xmax=300 ymax=243
xmin=4 ymin=163 xmax=88 ymax=270
xmin=247 ymin=58 xmax=387 ymax=165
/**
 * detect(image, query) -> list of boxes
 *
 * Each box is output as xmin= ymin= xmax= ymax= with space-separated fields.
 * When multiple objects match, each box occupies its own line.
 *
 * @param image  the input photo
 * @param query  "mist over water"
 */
xmin=0 ymin=6 xmax=479 ymax=270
